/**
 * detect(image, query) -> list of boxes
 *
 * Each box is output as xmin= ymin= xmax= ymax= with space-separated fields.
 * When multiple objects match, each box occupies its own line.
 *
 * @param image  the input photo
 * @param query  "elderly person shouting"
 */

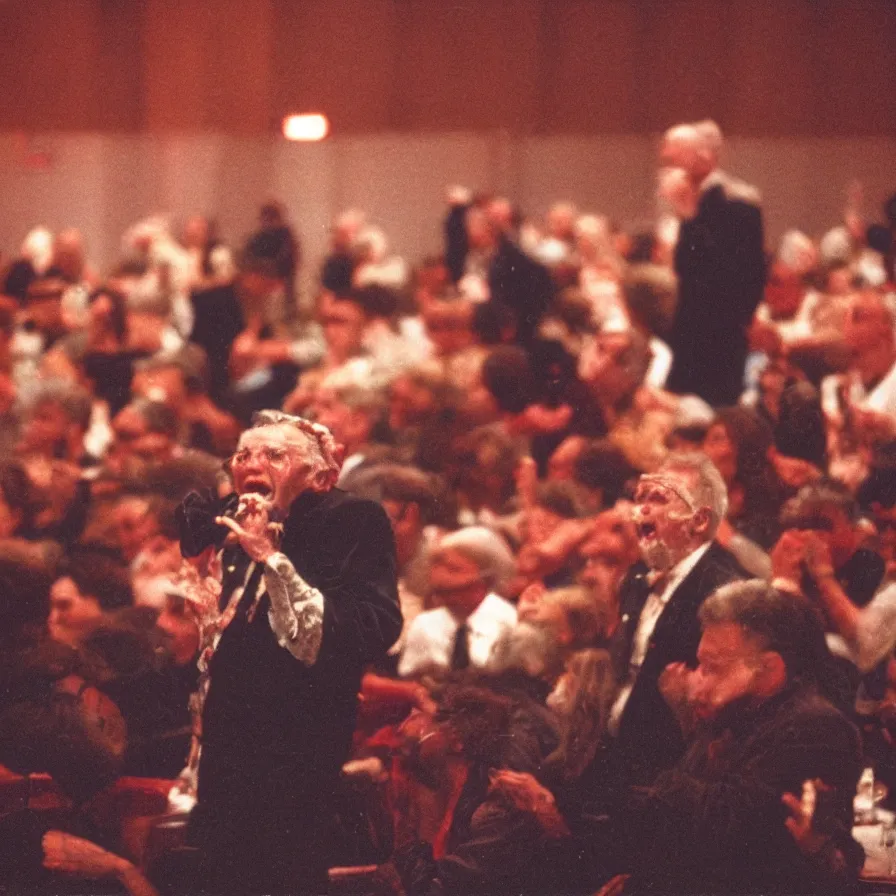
xmin=398 ymin=526 xmax=517 ymax=678
xmin=176 ymin=410 xmax=401 ymax=896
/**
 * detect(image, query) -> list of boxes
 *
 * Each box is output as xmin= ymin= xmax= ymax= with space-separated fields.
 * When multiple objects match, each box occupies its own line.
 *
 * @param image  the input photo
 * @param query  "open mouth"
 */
xmin=637 ymin=521 xmax=657 ymax=541
xmin=242 ymin=480 xmax=273 ymax=498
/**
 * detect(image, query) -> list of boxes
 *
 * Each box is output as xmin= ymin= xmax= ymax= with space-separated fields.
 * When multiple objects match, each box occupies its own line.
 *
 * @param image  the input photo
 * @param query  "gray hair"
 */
xmin=486 ymin=621 xmax=565 ymax=679
xmin=660 ymin=452 xmax=729 ymax=535
xmin=699 ymin=579 xmax=829 ymax=683
xmin=432 ymin=526 xmax=516 ymax=594
xmin=22 ymin=379 xmax=93 ymax=431
xmin=249 ymin=410 xmax=342 ymax=489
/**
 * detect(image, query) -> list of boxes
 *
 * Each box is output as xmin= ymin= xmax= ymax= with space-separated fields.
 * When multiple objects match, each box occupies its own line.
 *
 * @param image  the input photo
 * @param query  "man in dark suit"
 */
xmin=607 ymin=453 xmax=747 ymax=786
xmin=662 ymin=122 xmax=766 ymax=407
xmin=444 ymin=194 xmax=554 ymax=346
xmin=178 ymin=411 xmax=402 ymax=895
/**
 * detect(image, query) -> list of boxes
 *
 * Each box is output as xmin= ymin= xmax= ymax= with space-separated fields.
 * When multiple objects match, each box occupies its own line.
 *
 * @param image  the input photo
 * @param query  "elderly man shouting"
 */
xmin=607 ymin=454 xmax=746 ymax=786
xmin=177 ymin=410 xmax=401 ymax=895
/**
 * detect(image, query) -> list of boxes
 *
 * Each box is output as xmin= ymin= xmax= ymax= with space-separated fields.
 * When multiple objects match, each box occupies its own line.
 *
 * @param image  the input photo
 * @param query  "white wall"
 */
xmin=0 ymin=131 xmax=894 ymax=287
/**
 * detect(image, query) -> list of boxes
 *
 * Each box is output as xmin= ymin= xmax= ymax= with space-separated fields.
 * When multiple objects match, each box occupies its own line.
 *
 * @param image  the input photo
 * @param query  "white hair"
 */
xmin=694 ymin=119 xmax=724 ymax=157
xmin=433 ymin=526 xmax=516 ymax=594
xmin=21 ymin=227 xmax=54 ymax=274
xmin=660 ymin=452 xmax=729 ymax=534
xmin=354 ymin=225 xmax=388 ymax=262
xmin=777 ymin=230 xmax=815 ymax=270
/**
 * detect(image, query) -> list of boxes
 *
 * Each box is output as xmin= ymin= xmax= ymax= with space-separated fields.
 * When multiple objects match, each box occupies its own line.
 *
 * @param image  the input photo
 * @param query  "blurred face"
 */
xmin=27 ymin=297 xmax=64 ymax=336
xmin=317 ymin=293 xmax=365 ymax=361
xmin=547 ymin=205 xmax=575 ymax=240
xmin=112 ymin=497 xmax=158 ymax=563
xmin=690 ymin=622 xmax=769 ymax=716
xmin=131 ymin=365 xmax=187 ymax=409
xmin=19 ymin=400 xmax=71 ymax=457
xmin=49 ymin=576 xmax=104 ymax=647
xmin=312 ymin=389 xmax=371 ymax=454
xmin=108 ymin=406 xmax=174 ymax=476
xmin=658 ymin=167 xmax=698 ymax=218
xmin=764 ymin=265 xmax=805 ymax=319
xmin=517 ymin=583 xmax=546 ymax=622
xmin=229 ymin=425 xmax=316 ymax=512
xmin=578 ymin=333 xmax=631 ymax=401
xmin=845 ymin=294 xmax=892 ymax=355
xmin=466 ymin=207 xmax=494 ymax=251
xmin=424 ymin=304 xmax=473 ymax=356
xmin=524 ymin=598 xmax=573 ymax=646
xmin=88 ymin=293 xmax=116 ymax=336
xmin=703 ymin=423 xmax=737 ymax=485
xmin=579 ymin=512 xmax=639 ymax=606
xmin=522 ymin=505 xmax=564 ymax=548
xmin=428 ymin=548 xmax=488 ymax=616
xmin=382 ymin=499 xmax=423 ymax=569
xmin=389 ymin=376 xmax=436 ymax=431
xmin=632 ymin=472 xmax=705 ymax=570
xmin=183 ymin=216 xmax=209 ymax=249
xmin=826 ymin=268 xmax=852 ymax=297
xmin=870 ymin=502 xmax=896 ymax=583
xmin=796 ymin=507 xmax=856 ymax=569
xmin=156 ymin=594 xmax=200 ymax=666
xmin=659 ymin=130 xmax=709 ymax=182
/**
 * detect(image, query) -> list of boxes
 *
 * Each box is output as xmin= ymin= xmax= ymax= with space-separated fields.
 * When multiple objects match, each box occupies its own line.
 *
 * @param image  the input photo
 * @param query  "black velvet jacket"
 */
xmin=197 ymin=487 xmax=402 ymax=812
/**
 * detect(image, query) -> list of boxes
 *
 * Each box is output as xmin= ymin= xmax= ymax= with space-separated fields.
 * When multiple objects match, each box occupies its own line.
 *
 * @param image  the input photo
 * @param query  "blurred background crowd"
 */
xmin=0 ymin=117 xmax=895 ymax=895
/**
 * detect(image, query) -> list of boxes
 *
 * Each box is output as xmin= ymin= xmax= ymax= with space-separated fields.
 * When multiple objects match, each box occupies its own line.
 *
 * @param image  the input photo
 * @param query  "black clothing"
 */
xmin=442 ymin=205 xmax=554 ymax=345
xmin=82 ymin=349 xmax=148 ymax=415
xmin=321 ymin=252 xmax=356 ymax=294
xmin=607 ymin=543 xmax=747 ymax=786
xmin=2 ymin=258 xmax=37 ymax=302
xmin=667 ymin=180 xmax=766 ymax=406
xmin=188 ymin=487 xmax=401 ymax=895
xmin=487 ymin=236 xmax=554 ymax=345
xmin=451 ymin=622 xmax=471 ymax=670
xmin=0 ymin=807 xmax=126 ymax=895
xmin=625 ymin=682 xmax=863 ymax=895
xmin=189 ymin=283 xmax=244 ymax=403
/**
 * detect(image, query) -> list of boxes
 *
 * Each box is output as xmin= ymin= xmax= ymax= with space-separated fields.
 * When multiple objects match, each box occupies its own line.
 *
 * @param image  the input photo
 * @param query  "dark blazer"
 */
xmin=667 ymin=177 xmax=766 ymax=406
xmin=191 ymin=487 xmax=401 ymax=893
xmin=189 ymin=282 xmax=244 ymax=403
xmin=443 ymin=204 xmax=554 ymax=346
xmin=608 ymin=541 xmax=747 ymax=786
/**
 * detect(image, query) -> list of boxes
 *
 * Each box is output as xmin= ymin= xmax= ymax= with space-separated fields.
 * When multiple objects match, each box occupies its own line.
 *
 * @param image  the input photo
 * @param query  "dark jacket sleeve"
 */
xmin=444 ymin=204 xmax=469 ymax=285
xmin=316 ymin=498 xmax=403 ymax=667
xmin=628 ymin=701 xmax=862 ymax=892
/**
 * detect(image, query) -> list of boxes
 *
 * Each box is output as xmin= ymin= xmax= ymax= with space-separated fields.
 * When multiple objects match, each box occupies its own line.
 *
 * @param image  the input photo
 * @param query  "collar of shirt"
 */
xmin=652 ymin=541 xmax=712 ymax=608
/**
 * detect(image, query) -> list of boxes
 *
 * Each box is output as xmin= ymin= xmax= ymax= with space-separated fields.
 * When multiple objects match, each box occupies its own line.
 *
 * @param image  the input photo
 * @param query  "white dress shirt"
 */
xmin=398 ymin=593 xmax=517 ymax=678
xmin=608 ymin=542 xmax=711 ymax=735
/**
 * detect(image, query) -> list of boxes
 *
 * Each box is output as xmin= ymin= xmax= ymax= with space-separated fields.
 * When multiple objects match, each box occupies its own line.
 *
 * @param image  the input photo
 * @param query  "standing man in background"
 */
xmin=661 ymin=121 xmax=766 ymax=406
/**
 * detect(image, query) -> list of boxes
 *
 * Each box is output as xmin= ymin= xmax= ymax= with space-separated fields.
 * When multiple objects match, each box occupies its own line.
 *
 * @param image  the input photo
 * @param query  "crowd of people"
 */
xmin=0 ymin=119 xmax=895 ymax=895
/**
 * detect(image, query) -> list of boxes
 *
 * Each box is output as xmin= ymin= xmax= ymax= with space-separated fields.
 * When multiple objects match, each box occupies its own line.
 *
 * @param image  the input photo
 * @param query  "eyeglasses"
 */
xmin=227 ymin=446 xmax=291 ymax=470
xmin=633 ymin=476 xmax=698 ymax=513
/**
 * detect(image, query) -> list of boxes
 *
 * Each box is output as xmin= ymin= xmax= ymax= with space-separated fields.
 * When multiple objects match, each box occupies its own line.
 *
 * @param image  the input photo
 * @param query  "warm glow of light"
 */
xmin=282 ymin=113 xmax=329 ymax=141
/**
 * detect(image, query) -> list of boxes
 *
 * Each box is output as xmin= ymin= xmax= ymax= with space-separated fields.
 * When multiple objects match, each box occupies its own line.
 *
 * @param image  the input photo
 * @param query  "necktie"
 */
xmin=451 ymin=621 xmax=471 ymax=670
